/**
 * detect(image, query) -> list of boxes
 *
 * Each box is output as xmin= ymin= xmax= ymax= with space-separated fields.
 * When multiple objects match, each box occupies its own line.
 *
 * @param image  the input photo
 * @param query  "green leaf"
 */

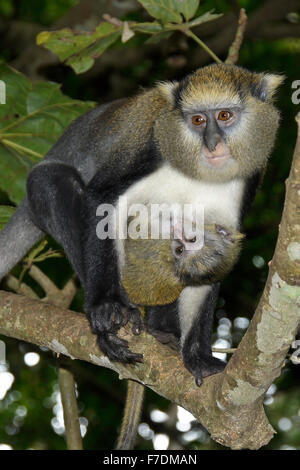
xmin=37 ymin=22 xmax=122 ymax=74
xmin=173 ymin=0 xmax=199 ymax=21
xmin=0 ymin=63 xmax=95 ymax=204
xmin=187 ymin=10 xmax=223 ymax=28
xmin=0 ymin=205 xmax=15 ymax=230
xmin=137 ymin=0 xmax=182 ymax=24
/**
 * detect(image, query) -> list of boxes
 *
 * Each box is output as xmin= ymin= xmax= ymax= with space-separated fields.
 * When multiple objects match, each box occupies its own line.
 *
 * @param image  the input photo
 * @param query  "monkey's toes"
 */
xmin=185 ymin=355 xmax=226 ymax=387
xmin=97 ymin=332 xmax=143 ymax=364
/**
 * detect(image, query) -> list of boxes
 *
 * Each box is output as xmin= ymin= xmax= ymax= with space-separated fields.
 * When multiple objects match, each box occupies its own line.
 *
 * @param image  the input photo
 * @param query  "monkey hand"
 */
xmin=87 ymin=300 xmax=144 ymax=363
xmin=183 ymin=350 xmax=226 ymax=387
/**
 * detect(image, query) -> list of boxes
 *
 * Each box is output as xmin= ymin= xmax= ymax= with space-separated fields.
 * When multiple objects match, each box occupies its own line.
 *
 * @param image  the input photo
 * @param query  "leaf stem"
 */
xmin=183 ymin=29 xmax=222 ymax=63
xmin=1 ymin=139 xmax=43 ymax=158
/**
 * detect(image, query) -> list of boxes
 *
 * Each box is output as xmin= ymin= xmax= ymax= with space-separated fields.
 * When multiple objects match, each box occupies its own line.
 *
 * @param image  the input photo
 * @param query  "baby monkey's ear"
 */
xmin=215 ymin=224 xmax=245 ymax=243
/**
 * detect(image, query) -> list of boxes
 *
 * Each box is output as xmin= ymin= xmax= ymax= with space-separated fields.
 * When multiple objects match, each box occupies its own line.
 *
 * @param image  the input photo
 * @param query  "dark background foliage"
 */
xmin=0 ymin=0 xmax=299 ymax=450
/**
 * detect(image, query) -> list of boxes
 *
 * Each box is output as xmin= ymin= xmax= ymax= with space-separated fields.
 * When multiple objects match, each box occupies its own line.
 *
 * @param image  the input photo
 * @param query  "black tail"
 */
xmin=0 ymin=198 xmax=44 ymax=281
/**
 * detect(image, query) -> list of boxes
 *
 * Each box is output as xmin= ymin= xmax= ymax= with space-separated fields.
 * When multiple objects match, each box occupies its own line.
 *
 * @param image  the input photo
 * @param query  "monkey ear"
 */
xmin=215 ymin=225 xmax=245 ymax=243
xmin=157 ymin=81 xmax=180 ymax=105
xmin=255 ymin=73 xmax=285 ymax=102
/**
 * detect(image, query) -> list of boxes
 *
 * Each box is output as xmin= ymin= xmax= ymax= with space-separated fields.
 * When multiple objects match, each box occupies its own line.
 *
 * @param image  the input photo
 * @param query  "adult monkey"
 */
xmin=0 ymin=64 xmax=283 ymax=386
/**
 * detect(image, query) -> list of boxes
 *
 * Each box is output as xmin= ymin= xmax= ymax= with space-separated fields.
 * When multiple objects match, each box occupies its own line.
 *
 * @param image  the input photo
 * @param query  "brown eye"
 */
xmin=175 ymin=245 xmax=184 ymax=256
xmin=218 ymin=110 xmax=232 ymax=121
xmin=192 ymin=115 xmax=205 ymax=126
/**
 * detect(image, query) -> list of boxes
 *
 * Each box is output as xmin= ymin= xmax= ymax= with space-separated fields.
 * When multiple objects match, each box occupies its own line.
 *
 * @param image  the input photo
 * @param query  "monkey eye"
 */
xmin=175 ymin=244 xmax=184 ymax=256
xmin=218 ymin=110 xmax=232 ymax=121
xmin=188 ymin=236 xmax=197 ymax=243
xmin=192 ymin=115 xmax=206 ymax=126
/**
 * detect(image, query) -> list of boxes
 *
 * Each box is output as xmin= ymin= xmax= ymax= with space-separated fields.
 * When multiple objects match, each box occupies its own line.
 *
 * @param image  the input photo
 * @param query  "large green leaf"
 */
xmin=0 ymin=205 xmax=15 ymax=230
xmin=137 ymin=0 xmax=183 ymax=24
xmin=0 ymin=63 xmax=95 ymax=204
xmin=173 ymin=0 xmax=199 ymax=21
xmin=37 ymin=22 xmax=122 ymax=74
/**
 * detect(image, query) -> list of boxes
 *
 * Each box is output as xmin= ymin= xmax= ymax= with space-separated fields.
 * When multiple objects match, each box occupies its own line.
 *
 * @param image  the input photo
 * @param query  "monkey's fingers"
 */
xmin=97 ymin=332 xmax=143 ymax=364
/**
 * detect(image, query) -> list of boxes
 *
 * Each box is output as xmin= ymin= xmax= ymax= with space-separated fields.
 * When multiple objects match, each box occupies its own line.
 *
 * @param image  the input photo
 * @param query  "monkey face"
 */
xmin=155 ymin=64 xmax=284 ymax=183
xmin=174 ymin=224 xmax=244 ymax=285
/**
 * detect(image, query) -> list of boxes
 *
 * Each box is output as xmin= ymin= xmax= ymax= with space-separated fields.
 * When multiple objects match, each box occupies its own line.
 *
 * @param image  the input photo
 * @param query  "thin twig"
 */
xmin=3 ymin=274 xmax=39 ymax=300
xmin=225 ymin=8 xmax=248 ymax=64
xmin=28 ymin=265 xmax=59 ymax=298
xmin=58 ymin=367 xmax=83 ymax=450
xmin=102 ymin=14 xmax=122 ymax=28
xmin=212 ymin=347 xmax=236 ymax=354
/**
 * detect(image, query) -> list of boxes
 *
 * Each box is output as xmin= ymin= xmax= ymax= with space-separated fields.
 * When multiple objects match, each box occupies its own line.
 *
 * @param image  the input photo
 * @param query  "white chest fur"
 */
xmin=119 ymin=164 xmax=244 ymax=227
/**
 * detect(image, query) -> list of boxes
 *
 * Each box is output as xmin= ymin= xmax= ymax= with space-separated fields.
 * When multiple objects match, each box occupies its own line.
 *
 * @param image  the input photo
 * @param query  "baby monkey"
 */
xmin=122 ymin=219 xmax=244 ymax=307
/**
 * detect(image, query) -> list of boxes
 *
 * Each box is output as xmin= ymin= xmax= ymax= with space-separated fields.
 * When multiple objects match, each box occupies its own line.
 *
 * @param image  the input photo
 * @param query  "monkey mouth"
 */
xmin=205 ymin=154 xmax=231 ymax=168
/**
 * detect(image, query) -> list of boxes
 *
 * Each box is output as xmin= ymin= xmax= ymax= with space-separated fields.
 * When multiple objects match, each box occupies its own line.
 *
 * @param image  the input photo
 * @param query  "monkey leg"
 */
xmin=26 ymin=162 xmax=86 ymax=282
xmin=181 ymin=283 xmax=226 ymax=386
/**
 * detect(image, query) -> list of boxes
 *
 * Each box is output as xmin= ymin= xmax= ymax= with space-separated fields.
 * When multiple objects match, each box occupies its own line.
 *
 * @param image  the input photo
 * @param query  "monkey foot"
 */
xmin=184 ymin=354 xmax=226 ymax=387
xmin=87 ymin=300 xmax=144 ymax=363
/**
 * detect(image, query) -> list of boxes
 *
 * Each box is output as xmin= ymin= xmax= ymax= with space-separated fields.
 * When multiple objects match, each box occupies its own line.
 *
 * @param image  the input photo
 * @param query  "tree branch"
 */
xmin=226 ymin=9 xmax=248 ymax=65
xmin=58 ymin=366 xmax=83 ymax=450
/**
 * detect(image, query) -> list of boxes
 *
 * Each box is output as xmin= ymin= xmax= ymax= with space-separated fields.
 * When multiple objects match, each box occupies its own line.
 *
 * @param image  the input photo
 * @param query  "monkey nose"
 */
xmin=203 ymin=132 xmax=221 ymax=152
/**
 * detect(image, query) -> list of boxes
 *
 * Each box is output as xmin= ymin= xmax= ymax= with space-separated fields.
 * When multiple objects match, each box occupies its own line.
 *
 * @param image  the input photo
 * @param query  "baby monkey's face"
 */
xmin=173 ymin=222 xmax=244 ymax=285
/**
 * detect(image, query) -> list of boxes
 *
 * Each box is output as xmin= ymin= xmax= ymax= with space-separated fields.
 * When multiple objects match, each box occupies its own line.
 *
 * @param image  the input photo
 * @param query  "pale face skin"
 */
xmin=202 ymin=140 xmax=232 ymax=168
xmin=185 ymin=107 xmax=241 ymax=168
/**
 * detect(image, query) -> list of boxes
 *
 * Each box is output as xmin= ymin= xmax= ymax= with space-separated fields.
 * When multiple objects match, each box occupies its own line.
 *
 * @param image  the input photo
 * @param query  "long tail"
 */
xmin=116 ymin=380 xmax=145 ymax=450
xmin=0 ymin=198 xmax=44 ymax=281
